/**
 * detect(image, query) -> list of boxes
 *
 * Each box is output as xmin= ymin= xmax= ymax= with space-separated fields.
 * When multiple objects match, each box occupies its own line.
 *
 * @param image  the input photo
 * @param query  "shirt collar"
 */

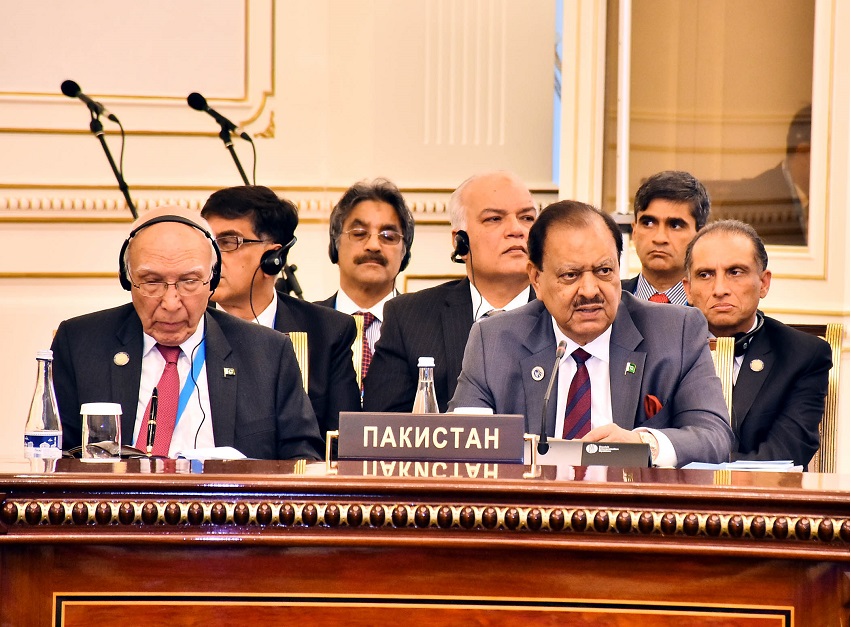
xmin=335 ymin=287 xmax=397 ymax=321
xmin=142 ymin=315 xmax=207 ymax=360
xmin=471 ymin=283 xmax=532 ymax=321
xmin=550 ymin=316 xmax=612 ymax=365
xmin=215 ymin=296 xmax=278 ymax=329
xmin=635 ymin=273 xmax=689 ymax=306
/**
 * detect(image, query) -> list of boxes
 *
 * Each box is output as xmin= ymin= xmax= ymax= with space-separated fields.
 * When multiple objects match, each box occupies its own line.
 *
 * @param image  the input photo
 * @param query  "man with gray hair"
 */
xmin=51 ymin=206 xmax=323 ymax=460
xmin=683 ymin=219 xmax=831 ymax=466
xmin=364 ymin=171 xmax=538 ymax=413
xmin=317 ymin=179 xmax=414 ymax=390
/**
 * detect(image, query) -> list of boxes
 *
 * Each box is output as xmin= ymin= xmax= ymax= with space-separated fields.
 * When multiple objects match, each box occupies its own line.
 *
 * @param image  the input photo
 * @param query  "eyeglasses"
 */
xmin=130 ymin=279 xmax=211 ymax=298
xmin=215 ymin=235 xmax=269 ymax=252
xmin=342 ymin=228 xmax=403 ymax=245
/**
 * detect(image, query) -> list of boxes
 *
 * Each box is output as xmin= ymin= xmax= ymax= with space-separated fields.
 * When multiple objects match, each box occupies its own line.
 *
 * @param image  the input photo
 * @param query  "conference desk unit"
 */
xmin=0 ymin=459 xmax=847 ymax=626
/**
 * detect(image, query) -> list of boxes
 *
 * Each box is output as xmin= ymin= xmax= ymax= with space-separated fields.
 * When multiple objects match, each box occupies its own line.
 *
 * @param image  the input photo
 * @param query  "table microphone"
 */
xmin=146 ymin=387 xmax=158 ymax=456
xmin=537 ymin=340 xmax=567 ymax=455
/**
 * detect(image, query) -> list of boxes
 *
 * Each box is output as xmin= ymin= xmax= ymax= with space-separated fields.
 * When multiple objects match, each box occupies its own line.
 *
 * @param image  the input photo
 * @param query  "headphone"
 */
xmin=733 ymin=311 xmax=765 ymax=356
xmin=118 ymin=214 xmax=222 ymax=292
xmin=259 ymin=236 xmax=297 ymax=276
xmin=451 ymin=230 xmax=470 ymax=263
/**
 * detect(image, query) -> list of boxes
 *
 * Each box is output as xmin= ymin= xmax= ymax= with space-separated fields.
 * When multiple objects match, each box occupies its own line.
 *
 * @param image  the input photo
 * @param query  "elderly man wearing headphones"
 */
xmin=51 ymin=206 xmax=323 ymax=460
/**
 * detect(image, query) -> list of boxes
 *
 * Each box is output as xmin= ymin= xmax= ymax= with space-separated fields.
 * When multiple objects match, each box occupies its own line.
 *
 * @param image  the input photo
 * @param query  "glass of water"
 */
xmin=80 ymin=403 xmax=122 ymax=460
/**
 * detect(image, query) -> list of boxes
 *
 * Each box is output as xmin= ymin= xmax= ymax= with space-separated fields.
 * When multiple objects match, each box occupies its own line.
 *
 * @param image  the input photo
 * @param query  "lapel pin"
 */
xmin=749 ymin=359 xmax=764 ymax=372
xmin=223 ymin=367 xmax=236 ymax=378
xmin=113 ymin=352 xmax=129 ymax=366
xmin=625 ymin=362 xmax=636 ymax=375
xmin=531 ymin=366 xmax=545 ymax=381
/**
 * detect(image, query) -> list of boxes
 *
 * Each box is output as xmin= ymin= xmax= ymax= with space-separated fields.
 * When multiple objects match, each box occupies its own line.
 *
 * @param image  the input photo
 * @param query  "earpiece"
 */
xmin=118 ymin=214 xmax=221 ymax=292
xmin=259 ymin=236 xmax=297 ymax=275
xmin=451 ymin=230 xmax=470 ymax=263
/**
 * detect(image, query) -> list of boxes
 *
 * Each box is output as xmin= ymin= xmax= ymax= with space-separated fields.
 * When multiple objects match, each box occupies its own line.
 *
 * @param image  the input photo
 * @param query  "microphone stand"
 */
xmin=89 ymin=115 xmax=138 ymax=219
xmin=218 ymin=125 xmax=250 ymax=185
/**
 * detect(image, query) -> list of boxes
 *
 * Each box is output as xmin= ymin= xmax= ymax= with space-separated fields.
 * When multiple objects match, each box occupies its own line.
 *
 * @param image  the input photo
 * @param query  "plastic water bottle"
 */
xmin=24 ymin=350 xmax=62 ymax=470
xmin=412 ymin=356 xmax=439 ymax=414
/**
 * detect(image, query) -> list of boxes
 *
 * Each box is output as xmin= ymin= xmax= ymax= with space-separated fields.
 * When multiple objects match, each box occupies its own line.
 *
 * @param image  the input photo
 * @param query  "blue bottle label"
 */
xmin=24 ymin=432 xmax=62 ymax=459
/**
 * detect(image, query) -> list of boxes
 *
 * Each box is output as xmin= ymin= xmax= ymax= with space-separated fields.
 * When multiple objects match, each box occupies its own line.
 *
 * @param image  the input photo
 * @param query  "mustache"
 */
xmin=354 ymin=252 xmax=388 ymax=266
xmin=573 ymin=296 xmax=605 ymax=308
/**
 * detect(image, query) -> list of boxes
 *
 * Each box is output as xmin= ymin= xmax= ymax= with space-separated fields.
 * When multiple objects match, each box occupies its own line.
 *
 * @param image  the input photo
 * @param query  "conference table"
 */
xmin=0 ymin=458 xmax=847 ymax=626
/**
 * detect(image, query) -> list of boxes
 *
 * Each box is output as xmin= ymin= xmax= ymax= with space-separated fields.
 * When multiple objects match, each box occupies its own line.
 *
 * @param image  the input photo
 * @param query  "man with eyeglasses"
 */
xmin=50 ymin=206 xmax=324 ymax=460
xmin=201 ymin=185 xmax=360 ymax=441
xmin=317 ymin=179 xmax=415 ymax=391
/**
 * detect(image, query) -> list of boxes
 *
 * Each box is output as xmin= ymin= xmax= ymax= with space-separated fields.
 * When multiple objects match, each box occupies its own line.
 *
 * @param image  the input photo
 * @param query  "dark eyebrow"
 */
xmin=215 ymin=229 xmax=246 ymax=238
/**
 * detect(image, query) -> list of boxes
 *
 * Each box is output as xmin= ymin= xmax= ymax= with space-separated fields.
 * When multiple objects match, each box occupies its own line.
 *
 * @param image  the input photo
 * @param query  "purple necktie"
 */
xmin=562 ymin=348 xmax=592 ymax=439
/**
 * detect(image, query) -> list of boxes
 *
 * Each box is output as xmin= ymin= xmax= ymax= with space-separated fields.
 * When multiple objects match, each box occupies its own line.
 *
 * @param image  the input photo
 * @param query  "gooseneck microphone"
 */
xmin=187 ymin=92 xmax=251 ymax=141
xmin=60 ymin=80 xmax=118 ymax=122
xmin=537 ymin=340 xmax=568 ymax=455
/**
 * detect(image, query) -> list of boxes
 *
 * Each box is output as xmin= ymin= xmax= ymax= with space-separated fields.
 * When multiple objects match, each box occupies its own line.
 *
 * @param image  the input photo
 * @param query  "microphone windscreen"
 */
xmin=187 ymin=92 xmax=208 ymax=111
xmin=61 ymin=80 xmax=81 ymax=98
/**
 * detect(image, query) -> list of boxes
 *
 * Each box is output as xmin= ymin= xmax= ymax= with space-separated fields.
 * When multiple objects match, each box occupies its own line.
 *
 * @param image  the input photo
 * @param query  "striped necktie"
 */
xmin=355 ymin=311 xmax=377 ymax=387
xmin=562 ymin=348 xmax=592 ymax=439
xmin=135 ymin=344 xmax=181 ymax=456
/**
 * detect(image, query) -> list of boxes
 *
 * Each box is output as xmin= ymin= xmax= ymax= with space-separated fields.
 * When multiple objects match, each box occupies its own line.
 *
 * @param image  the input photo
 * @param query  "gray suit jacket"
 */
xmin=448 ymin=293 xmax=733 ymax=466
xmin=51 ymin=304 xmax=324 ymax=460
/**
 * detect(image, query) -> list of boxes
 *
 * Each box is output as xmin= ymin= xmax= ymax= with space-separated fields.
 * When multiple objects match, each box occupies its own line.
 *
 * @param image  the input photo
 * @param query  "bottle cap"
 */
xmin=417 ymin=356 xmax=435 ymax=368
xmin=80 ymin=402 xmax=123 ymax=416
xmin=36 ymin=349 xmax=54 ymax=360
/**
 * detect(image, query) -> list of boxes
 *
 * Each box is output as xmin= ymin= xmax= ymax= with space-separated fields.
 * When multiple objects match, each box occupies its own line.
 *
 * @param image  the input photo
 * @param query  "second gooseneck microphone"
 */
xmin=187 ymin=92 xmax=251 ymax=141
xmin=537 ymin=340 xmax=568 ymax=455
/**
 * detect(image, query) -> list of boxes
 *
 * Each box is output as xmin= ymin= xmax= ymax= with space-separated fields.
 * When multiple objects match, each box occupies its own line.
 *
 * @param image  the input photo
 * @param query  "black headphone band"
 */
xmin=118 ymin=214 xmax=221 ymax=292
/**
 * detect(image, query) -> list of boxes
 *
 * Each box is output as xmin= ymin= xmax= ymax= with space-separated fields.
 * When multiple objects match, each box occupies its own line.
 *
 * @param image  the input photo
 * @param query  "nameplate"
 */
xmin=337 ymin=412 xmax=525 ymax=463
xmin=337 ymin=460 xmax=545 ymax=480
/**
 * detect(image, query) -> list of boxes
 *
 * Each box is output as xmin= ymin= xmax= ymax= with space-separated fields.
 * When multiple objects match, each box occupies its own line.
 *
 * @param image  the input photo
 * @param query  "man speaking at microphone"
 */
xmin=449 ymin=200 xmax=733 ymax=467
xmin=51 ymin=206 xmax=323 ymax=460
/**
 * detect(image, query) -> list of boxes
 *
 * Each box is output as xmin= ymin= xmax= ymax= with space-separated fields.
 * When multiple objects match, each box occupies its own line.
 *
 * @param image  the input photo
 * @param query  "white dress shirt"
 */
xmin=133 ymin=322 xmax=214 ymax=457
xmin=471 ymin=284 xmax=532 ymax=321
xmin=335 ymin=288 xmax=397 ymax=352
xmin=217 ymin=297 xmax=277 ymax=330
xmin=550 ymin=317 xmax=677 ymax=467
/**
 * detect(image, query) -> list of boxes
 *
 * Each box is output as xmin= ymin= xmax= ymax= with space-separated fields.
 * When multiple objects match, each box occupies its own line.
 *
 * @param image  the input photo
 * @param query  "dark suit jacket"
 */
xmin=315 ymin=293 xmax=337 ymax=309
xmin=621 ymin=276 xmax=639 ymax=294
xmin=705 ymin=163 xmax=806 ymax=246
xmin=363 ymin=279 xmax=535 ymax=413
xmin=274 ymin=292 xmax=360 ymax=439
xmin=448 ymin=294 xmax=734 ymax=466
xmin=50 ymin=304 xmax=324 ymax=460
xmin=732 ymin=316 xmax=831 ymax=466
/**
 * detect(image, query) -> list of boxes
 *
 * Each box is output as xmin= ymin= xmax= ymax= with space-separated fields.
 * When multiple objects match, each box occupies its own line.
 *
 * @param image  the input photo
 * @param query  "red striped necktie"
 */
xmin=562 ymin=348 xmax=592 ymax=440
xmin=135 ymin=344 xmax=181 ymax=456
xmin=355 ymin=311 xmax=377 ymax=386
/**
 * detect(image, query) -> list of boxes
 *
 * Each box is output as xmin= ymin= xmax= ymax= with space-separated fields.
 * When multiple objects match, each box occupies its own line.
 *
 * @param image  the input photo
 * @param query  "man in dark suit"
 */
xmin=316 ymin=179 xmax=415 ymax=390
xmin=704 ymin=106 xmax=811 ymax=246
xmin=684 ymin=219 xmax=831 ymax=466
xmin=52 ymin=207 xmax=323 ymax=460
xmin=449 ymin=200 xmax=733 ymax=467
xmin=201 ymin=186 xmax=360 ymax=441
xmin=364 ymin=171 xmax=538 ymax=413
xmin=623 ymin=171 xmax=710 ymax=305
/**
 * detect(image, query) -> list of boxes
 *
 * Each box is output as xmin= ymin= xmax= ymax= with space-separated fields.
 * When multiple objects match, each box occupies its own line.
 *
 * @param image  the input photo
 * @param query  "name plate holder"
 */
xmin=325 ymin=412 xmax=535 ymax=476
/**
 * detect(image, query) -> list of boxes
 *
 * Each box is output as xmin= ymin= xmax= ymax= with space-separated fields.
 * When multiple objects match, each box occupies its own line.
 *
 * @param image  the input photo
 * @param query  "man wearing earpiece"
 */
xmin=201 ymin=185 xmax=361 ymax=441
xmin=684 ymin=220 xmax=831 ymax=466
xmin=50 ymin=206 xmax=324 ymax=460
xmin=364 ymin=171 xmax=538 ymax=413
xmin=316 ymin=179 xmax=415 ymax=391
